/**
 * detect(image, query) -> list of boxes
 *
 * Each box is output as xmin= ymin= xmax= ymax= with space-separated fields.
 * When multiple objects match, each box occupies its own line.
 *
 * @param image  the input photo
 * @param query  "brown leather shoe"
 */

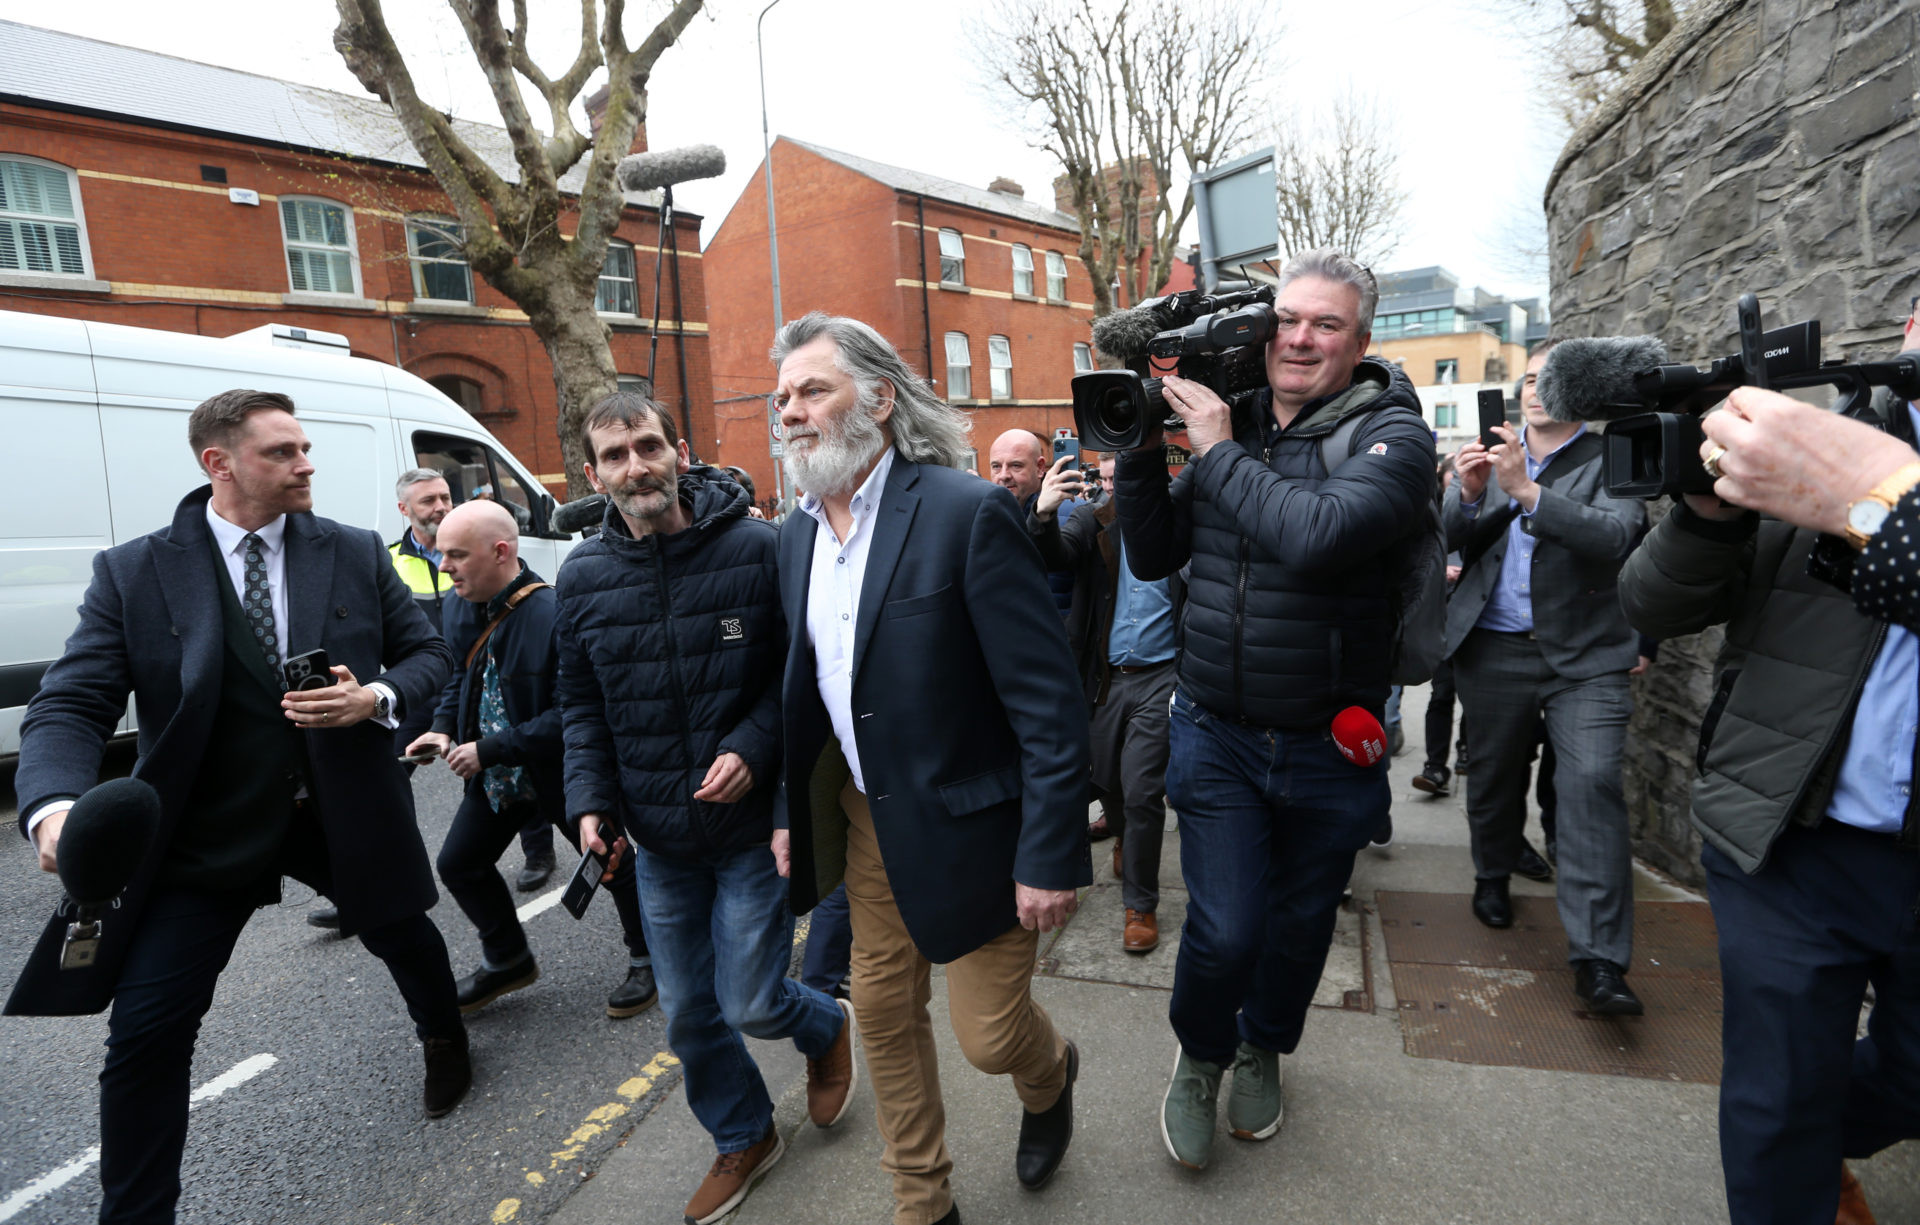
xmin=806 ymin=998 xmax=858 ymax=1128
xmin=1112 ymin=837 xmax=1123 ymax=880
xmin=684 ymin=1127 xmax=784 ymax=1225
xmin=1838 ymin=1164 xmax=1877 ymax=1225
xmin=1123 ymin=908 xmax=1159 ymax=952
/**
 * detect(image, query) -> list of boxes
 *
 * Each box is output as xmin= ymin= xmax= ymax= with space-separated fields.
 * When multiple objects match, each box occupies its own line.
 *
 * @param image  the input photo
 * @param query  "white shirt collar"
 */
xmin=205 ymin=501 xmax=288 ymax=558
xmin=800 ymin=447 xmax=896 ymax=534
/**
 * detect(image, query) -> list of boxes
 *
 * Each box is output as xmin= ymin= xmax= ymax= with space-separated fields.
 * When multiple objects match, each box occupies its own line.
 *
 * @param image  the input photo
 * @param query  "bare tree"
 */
xmin=973 ymin=0 xmax=1276 ymax=319
xmin=332 ymin=0 xmax=704 ymax=495
xmin=1271 ymin=90 xmax=1408 ymax=269
xmin=1506 ymin=0 xmax=1690 ymax=123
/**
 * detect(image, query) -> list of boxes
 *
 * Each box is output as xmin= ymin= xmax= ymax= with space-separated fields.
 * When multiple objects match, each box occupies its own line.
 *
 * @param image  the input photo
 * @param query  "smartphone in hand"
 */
xmin=1477 ymin=389 xmax=1509 ymax=449
xmin=560 ymin=847 xmax=608 ymax=919
xmin=283 ymin=648 xmax=331 ymax=692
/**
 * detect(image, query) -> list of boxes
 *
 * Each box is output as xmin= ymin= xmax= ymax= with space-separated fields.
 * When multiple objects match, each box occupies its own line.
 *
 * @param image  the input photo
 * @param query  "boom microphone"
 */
xmin=1534 ymin=335 xmax=1669 ymax=423
xmin=550 ymin=493 xmax=608 ymax=535
xmin=1090 ymin=302 xmax=1168 ymax=363
xmin=57 ymin=778 xmax=160 ymax=907
xmin=617 ymin=144 xmax=727 ymax=193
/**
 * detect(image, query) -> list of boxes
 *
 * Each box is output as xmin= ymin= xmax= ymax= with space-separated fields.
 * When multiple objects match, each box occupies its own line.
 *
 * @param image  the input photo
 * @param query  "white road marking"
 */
xmin=517 ymin=883 xmax=567 ymax=923
xmin=0 ymin=1053 xmax=277 ymax=1222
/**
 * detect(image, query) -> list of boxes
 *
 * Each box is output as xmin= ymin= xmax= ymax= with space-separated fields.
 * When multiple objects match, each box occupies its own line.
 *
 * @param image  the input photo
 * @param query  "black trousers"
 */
xmin=435 ymin=788 xmax=648 ymax=968
xmin=1423 ymin=656 xmax=1456 ymax=772
xmin=99 ymin=885 xmax=459 ymax=1224
xmin=1706 ymin=820 xmax=1920 ymax=1224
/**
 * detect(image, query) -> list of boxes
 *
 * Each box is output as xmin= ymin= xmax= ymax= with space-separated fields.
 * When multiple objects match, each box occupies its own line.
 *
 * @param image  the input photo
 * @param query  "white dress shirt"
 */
xmin=800 ymin=447 xmax=895 ymax=795
xmin=24 ymin=504 xmax=397 ymax=839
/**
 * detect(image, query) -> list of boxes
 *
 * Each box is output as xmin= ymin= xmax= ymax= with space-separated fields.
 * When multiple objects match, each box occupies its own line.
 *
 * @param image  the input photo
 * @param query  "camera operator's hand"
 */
xmin=1698 ymin=388 xmax=1920 ymax=534
xmin=1160 ymin=374 xmax=1234 ymax=458
xmin=1454 ymin=439 xmax=1493 ymax=504
xmin=1035 ymin=455 xmax=1086 ymax=517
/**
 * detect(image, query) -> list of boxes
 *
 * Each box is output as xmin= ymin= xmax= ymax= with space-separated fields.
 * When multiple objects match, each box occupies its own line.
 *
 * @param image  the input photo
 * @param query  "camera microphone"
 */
xmin=53 ymin=777 xmax=161 ymax=970
xmin=550 ymin=493 xmax=608 ymax=535
xmin=1090 ymin=302 xmax=1168 ymax=364
xmin=616 ymin=144 xmax=728 ymax=194
xmin=1534 ymin=335 xmax=1670 ymax=423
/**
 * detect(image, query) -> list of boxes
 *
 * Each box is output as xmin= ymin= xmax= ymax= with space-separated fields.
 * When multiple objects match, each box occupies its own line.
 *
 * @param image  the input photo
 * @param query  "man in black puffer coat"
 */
xmin=555 ymin=393 xmax=854 ymax=1225
xmin=1115 ymin=249 xmax=1436 ymax=1172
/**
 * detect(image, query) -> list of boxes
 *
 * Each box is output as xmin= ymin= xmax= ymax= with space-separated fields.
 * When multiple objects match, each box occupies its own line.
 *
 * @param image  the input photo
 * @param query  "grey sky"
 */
xmin=0 ymin=0 xmax=1559 ymax=300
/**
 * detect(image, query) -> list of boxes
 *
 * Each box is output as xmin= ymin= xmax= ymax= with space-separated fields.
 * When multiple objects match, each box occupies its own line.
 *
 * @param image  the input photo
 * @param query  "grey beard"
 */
xmin=784 ymin=406 xmax=887 ymax=497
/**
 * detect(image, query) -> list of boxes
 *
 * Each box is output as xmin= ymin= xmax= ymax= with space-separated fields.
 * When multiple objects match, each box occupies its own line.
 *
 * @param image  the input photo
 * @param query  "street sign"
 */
xmin=1192 ymin=147 xmax=1277 ymax=293
xmin=768 ymin=399 xmax=784 ymax=458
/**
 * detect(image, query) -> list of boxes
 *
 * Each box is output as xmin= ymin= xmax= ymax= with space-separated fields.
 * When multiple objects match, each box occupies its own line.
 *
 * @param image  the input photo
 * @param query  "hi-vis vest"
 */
xmin=389 ymin=536 xmax=447 ymax=619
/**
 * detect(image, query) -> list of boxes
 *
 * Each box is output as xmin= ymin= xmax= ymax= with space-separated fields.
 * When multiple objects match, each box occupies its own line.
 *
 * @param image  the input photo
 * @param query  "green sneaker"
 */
xmin=1160 ymin=1047 xmax=1223 ymax=1169
xmin=1226 ymin=1042 xmax=1283 ymax=1140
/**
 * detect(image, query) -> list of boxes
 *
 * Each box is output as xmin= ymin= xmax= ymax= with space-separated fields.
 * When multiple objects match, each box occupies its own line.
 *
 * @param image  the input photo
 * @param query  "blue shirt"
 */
xmin=1826 ymin=407 xmax=1920 ymax=834
xmin=1107 ymin=535 xmax=1177 ymax=666
xmin=410 ymin=529 xmax=444 ymax=568
xmin=1461 ymin=424 xmax=1589 ymax=634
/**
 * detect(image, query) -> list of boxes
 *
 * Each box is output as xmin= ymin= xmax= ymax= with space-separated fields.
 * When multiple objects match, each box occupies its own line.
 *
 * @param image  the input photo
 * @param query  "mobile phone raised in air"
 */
xmin=1477 ymin=389 xmax=1509 ymax=449
xmin=1052 ymin=434 xmax=1081 ymax=467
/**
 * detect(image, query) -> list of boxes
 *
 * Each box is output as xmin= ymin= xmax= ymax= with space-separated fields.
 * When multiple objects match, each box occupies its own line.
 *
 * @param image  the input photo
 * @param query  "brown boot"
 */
xmin=1123 ymin=908 xmax=1159 ymax=952
xmin=806 ymin=998 xmax=858 ymax=1127
xmin=684 ymin=1127 xmax=784 ymax=1225
xmin=1838 ymin=1164 xmax=1877 ymax=1225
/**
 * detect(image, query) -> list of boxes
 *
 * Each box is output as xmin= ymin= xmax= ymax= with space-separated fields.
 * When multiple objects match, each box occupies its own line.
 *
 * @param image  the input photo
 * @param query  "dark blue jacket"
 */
xmin=1117 ymin=358 xmax=1436 ymax=729
xmin=779 ymin=454 xmax=1092 ymax=965
xmin=11 ymin=487 xmax=450 ymax=1015
xmin=555 ymin=473 xmax=784 ymax=860
xmin=431 ymin=565 xmax=565 ymax=825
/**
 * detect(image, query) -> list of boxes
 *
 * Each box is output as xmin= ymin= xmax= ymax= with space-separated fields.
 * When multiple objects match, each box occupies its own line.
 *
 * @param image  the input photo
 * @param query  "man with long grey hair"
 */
xmin=770 ymin=312 xmax=1092 ymax=1225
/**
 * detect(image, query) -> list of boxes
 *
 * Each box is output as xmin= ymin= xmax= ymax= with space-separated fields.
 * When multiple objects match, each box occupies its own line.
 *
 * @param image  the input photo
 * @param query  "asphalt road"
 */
xmin=0 ymin=749 xmax=678 ymax=1224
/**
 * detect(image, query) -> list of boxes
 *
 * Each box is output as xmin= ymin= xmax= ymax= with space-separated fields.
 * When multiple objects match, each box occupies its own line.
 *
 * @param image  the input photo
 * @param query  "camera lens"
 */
xmin=1095 ymin=383 xmax=1139 ymax=440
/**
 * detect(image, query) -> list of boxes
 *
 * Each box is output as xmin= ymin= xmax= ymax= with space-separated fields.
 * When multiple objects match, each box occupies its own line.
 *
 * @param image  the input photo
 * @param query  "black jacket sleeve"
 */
xmin=1115 ymin=450 xmax=1193 ymax=582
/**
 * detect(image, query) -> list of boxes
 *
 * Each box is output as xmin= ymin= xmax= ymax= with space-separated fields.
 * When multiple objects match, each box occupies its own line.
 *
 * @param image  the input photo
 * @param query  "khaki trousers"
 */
xmin=841 ymin=782 xmax=1069 ymax=1225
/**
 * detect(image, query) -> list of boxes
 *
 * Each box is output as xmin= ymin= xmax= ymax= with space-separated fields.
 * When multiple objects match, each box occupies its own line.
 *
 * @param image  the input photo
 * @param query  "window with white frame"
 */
xmin=279 ymin=197 xmax=358 ymax=296
xmin=0 ymin=157 xmax=91 ymax=277
xmin=938 ymin=229 xmax=965 ymax=286
xmin=988 ymin=335 xmax=1012 ymax=400
xmin=407 ymin=216 xmax=472 ymax=303
xmin=944 ymin=332 xmax=972 ymax=400
xmin=1073 ymin=342 xmax=1093 ymax=373
xmin=1045 ymin=250 xmax=1067 ymax=300
xmin=1011 ymin=244 xmax=1033 ymax=296
xmin=597 ymin=240 xmax=637 ymax=314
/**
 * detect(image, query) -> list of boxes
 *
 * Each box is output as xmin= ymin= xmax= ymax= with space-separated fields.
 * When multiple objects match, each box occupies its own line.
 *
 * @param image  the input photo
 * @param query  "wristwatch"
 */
xmin=1844 ymin=462 xmax=1920 ymax=550
xmin=370 ymin=690 xmax=392 ymax=722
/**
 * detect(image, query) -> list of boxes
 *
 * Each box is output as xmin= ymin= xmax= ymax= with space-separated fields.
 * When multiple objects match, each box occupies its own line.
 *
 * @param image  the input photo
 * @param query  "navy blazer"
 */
xmin=778 ymin=454 xmax=1092 ymax=964
xmin=9 ymin=487 xmax=452 ymax=1016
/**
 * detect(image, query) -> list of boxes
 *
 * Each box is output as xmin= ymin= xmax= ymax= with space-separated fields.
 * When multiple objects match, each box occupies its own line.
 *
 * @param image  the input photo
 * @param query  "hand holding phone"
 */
xmin=1477 ymin=389 xmax=1509 ymax=449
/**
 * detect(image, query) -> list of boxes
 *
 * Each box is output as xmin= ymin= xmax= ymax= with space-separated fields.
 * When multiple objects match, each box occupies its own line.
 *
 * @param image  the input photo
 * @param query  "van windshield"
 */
xmin=413 ymin=432 xmax=537 ymax=534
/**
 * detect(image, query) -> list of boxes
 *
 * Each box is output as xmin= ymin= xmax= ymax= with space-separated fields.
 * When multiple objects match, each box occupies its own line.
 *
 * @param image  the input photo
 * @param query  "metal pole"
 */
xmin=756 ymin=0 xmax=788 ymax=508
xmin=756 ymin=0 xmax=787 ymax=332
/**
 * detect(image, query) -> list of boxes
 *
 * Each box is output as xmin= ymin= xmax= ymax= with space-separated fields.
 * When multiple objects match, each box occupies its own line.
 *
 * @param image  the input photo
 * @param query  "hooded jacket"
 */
xmin=1114 ymin=357 xmax=1437 ymax=729
xmin=554 ymin=472 xmax=784 ymax=860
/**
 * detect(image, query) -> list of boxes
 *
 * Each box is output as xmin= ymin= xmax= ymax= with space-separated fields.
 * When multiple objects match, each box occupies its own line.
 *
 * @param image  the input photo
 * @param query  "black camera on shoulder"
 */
xmin=1537 ymin=293 xmax=1920 ymax=499
xmin=1070 ymin=285 xmax=1279 ymax=452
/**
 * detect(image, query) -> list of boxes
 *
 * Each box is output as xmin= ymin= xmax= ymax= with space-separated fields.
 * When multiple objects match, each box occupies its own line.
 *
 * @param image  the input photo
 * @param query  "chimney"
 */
xmin=1053 ymin=172 xmax=1075 ymax=214
xmin=988 ymin=176 xmax=1025 ymax=198
xmin=584 ymin=84 xmax=647 ymax=156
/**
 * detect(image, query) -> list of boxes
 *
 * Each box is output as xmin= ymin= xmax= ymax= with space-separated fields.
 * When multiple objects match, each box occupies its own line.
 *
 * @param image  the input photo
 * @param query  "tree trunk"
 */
xmin=533 ymin=296 xmax=619 ymax=498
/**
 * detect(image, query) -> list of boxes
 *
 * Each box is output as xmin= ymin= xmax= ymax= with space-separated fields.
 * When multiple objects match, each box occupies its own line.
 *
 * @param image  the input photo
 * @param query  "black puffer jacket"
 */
xmin=1116 ymin=357 xmax=1436 ymax=729
xmin=555 ymin=473 xmax=784 ymax=860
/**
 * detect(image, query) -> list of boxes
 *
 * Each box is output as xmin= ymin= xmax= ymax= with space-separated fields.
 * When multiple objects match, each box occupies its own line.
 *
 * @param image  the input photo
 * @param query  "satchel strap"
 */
xmin=464 ymin=582 xmax=552 ymax=669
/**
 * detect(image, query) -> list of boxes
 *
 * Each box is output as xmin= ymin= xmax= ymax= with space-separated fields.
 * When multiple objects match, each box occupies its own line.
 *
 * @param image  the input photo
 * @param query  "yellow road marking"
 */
xmin=491 ymin=1199 xmax=520 ymax=1222
xmin=537 ymin=1051 xmax=683 ymax=1172
xmin=524 ymin=1171 xmax=544 ymax=1187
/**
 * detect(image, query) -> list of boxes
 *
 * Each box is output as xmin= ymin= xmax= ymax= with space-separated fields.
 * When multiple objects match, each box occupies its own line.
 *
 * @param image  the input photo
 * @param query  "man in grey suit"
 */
xmin=1446 ymin=342 xmax=1648 ymax=1016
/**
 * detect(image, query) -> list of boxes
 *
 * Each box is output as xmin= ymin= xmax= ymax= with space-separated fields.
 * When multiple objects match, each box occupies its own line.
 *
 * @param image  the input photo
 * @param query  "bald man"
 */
xmin=989 ymin=430 xmax=1049 ymax=504
xmin=407 ymin=501 xmax=657 ymax=1020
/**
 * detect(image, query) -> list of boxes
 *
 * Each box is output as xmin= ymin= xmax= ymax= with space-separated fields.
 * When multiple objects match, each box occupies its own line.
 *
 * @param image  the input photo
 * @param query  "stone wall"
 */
xmin=1545 ymin=0 xmax=1920 ymax=884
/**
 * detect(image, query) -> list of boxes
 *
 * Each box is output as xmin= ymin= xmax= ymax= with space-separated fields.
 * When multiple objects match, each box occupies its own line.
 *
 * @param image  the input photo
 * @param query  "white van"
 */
xmin=0 ymin=309 xmax=583 ymax=757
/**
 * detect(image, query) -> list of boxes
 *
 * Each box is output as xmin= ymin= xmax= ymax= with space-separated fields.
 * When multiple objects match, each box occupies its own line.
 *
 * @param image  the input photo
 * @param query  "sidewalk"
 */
xmin=555 ymin=683 xmax=1920 ymax=1224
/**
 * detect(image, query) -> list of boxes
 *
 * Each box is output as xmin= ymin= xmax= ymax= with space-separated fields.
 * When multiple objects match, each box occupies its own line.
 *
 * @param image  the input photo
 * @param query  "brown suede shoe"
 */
xmin=806 ymin=997 xmax=858 ymax=1128
xmin=1124 ymin=909 xmax=1159 ymax=952
xmin=684 ymin=1127 xmax=784 ymax=1225
xmin=1838 ymin=1164 xmax=1877 ymax=1225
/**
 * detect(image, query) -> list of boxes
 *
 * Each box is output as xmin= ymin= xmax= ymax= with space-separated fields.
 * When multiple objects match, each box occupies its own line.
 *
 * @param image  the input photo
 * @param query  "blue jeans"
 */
xmin=629 ymin=841 xmax=846 ymax=1152
xmin=800 ymin=882 xmax=852 ymax=995
xmin=1166 ymin=689 xmax=1388 ymax=1065
xmin=1704 ymin=822 xmax=1920 ymax=1225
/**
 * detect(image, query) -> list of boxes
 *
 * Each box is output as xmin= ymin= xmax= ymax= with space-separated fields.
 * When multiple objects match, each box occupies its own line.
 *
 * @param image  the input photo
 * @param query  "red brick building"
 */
xmin=0 ymin=20 xmax=708 ymax=497
xmin=705 ymin=138 xmax=1118 ymax=495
